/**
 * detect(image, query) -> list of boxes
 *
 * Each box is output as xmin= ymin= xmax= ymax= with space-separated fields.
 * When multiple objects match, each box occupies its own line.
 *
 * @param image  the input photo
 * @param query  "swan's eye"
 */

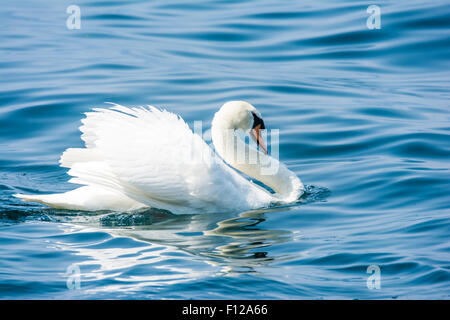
xmin=252 ymin=112 xmax=265 ymax=130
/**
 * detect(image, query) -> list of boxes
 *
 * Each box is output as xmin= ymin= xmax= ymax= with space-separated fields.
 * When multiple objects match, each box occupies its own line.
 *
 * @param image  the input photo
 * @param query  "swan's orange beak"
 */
xmin=252 ymin=124 xmax=268 ymax=155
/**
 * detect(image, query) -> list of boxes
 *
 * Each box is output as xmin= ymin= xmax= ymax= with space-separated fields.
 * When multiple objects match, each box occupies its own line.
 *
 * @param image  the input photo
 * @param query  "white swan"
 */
xmin=15 ymin=101 xmax=304 ymax=214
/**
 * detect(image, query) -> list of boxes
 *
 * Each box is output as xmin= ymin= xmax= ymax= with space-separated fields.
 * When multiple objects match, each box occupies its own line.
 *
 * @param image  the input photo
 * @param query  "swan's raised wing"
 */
xmin=60 ymin=104 xmax=255 ymax=214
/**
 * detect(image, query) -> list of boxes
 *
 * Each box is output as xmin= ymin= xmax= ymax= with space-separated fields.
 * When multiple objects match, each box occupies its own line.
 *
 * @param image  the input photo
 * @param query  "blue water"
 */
xmin=1 ymin=0 xmax=449 ymax=299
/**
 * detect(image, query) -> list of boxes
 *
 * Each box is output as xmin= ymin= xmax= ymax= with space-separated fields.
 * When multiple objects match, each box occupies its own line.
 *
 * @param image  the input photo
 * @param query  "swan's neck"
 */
xmin=211 ymin=116 xmax=303 ymax=202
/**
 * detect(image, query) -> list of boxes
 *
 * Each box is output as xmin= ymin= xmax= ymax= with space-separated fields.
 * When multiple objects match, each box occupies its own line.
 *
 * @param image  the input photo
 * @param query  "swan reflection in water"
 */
xmin=46 ymin=186 xmax=328 ymax=292
xmin=99 ymin=206 xmax=297 ymax=274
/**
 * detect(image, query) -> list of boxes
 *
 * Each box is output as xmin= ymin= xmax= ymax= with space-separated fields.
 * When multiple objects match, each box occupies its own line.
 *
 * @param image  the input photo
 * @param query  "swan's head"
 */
xmin=213 ymin=101 xmax=267 ymax=154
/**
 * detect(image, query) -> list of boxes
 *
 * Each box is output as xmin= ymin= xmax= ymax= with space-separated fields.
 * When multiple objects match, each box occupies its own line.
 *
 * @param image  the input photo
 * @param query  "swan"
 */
xmin=15 ymin=101 xmax=304 ymax=214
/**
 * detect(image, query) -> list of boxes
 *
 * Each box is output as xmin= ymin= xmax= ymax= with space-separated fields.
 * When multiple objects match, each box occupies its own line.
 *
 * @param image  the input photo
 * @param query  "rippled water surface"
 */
xmin=1 ymin=0 xmax=449 ymax=299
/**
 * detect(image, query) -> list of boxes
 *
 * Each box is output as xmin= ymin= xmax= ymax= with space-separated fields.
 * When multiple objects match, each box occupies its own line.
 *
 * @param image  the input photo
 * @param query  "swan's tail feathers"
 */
xmin=13 ymin=186 xmax=146 ymax=212
xmin=14 ymin=193 xmax=69 ymax=209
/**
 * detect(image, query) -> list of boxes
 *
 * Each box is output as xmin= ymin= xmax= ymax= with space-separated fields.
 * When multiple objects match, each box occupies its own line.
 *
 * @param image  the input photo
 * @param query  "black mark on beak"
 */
xmin=252 ymin=112 xmax=265 ymax=130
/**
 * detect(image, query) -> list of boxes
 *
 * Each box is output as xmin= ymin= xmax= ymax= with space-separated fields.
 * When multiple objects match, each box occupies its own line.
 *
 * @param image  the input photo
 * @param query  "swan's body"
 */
xmin=15 ymin=101 xmax=304 ymax=214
